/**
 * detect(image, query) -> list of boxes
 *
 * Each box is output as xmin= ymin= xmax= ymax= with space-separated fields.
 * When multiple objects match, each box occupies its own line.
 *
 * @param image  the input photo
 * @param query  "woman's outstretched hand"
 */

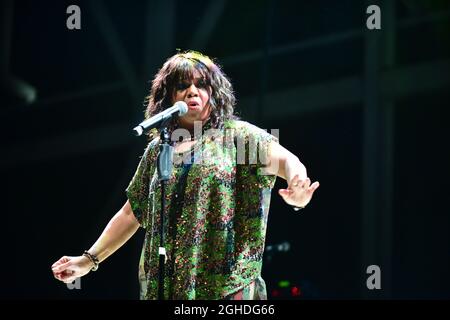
xmin=278 ymin=174 xmax=320 ymax=209
xmin=51 ymin=255 xmax=94 ymax=284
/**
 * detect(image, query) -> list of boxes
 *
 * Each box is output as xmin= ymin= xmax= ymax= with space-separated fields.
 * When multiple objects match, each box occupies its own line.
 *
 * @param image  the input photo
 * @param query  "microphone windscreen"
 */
xmin=174 ymin=101 xmax=188 ymax=116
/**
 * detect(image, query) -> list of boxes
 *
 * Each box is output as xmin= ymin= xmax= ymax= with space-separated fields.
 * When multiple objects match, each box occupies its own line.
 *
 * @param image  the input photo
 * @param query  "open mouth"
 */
xmin=188 ymin=101 xmax=200 ymax=108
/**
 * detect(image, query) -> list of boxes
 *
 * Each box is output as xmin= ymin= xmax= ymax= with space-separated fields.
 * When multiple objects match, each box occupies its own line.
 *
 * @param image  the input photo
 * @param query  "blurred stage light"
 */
xmin=1 ymin=75 xmax=37 ymax=107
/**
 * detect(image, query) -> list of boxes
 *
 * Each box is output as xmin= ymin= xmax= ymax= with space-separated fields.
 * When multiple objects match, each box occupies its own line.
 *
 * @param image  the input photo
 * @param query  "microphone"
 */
xmin=133 ymin=101 xmax=188 ymax=136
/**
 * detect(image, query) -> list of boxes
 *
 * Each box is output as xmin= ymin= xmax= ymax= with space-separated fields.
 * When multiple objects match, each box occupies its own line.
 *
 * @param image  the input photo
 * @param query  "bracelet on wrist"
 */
xmin=83 ymin=250 xmax=99 ymax=271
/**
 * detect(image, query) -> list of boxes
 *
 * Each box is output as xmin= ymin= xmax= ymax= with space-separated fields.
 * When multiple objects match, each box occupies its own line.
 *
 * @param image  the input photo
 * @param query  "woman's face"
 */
xmin=172 ymin=69 xmax=211 ymax=129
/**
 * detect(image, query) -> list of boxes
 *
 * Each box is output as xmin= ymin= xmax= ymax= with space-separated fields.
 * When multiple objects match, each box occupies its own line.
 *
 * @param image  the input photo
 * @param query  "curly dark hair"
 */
xmin=144 ymin=51 xmax=237 ymax=137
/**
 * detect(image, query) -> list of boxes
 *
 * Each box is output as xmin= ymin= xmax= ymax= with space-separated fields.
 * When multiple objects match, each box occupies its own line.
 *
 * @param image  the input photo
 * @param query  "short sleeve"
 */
xmin=231 ymin=120 xmax=279 ymax=189
xmin=125 ymin=139 xmax=159 ymax=228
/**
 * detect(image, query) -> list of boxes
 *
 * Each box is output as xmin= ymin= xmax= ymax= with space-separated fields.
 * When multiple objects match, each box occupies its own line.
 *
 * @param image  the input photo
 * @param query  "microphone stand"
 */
xmin=156 ymin=118 xmax=174 ymax=300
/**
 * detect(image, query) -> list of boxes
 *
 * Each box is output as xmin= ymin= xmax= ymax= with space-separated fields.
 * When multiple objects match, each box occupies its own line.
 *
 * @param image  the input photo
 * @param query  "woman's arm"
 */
xmin=51 ymin=200 xmax=140 ymax=283
xmin=86 ymin=200 xmax=140 ymax=263
xmin=265 ymin=141 xmax=320 ymax=208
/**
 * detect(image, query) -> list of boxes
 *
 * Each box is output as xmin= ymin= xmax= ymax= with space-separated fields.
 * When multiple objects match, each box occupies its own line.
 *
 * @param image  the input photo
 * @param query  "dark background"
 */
xmin=1 ymin=0 xmax=449 ymax=299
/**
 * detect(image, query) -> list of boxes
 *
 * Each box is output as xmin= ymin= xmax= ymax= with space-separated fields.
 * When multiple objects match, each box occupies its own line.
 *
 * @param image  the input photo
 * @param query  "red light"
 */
xmin=291 ymin=286 xmax=301 ymax=296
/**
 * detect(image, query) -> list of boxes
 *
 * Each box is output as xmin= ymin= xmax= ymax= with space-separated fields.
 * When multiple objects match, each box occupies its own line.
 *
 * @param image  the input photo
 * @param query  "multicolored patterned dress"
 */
xmin=126 ymin=119 xmax=278 ymax=300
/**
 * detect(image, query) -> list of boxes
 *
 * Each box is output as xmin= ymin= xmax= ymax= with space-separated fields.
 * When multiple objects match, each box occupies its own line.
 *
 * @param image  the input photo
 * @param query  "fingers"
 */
xmin=51 ymin=259 xmax=63 ymax=269
xmin=51 ymin=256 xmax=69 ymax=269
xmin=54 ymin=271 xmax=66 ymax=281
xmin=52 ymin=260 xmax=71 ymax=273
xmin=58 ymin=274 xmax=76 ymax=284
xmin=288 ymin=176 xmax=319 ymax=192
xmin=53 ymin=268 xmax=77 ymax=282
xmin=52 ymin=256 xmax=82 ymax=284
xmin=308 ymin=181 xmax=320 ymax=193
xmin=289 ymin=175 xmax=310 ymax=190
xmin=62 ymin=272 xmax=78 ymax=284
xmin=280 ymin=178 xmax=320 ymax=207
xmin=303 ymin=178 xmax=311 ymax=189
xmin=278 ymin=188 xmax=292 ymax=198
xmin=288 ymin=175 xmax=300 ymax=189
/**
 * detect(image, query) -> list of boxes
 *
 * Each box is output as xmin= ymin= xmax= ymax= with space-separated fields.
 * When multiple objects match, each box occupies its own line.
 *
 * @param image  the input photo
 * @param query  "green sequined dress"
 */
xmin=126 ymin=120 xmax=278 ymax=300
